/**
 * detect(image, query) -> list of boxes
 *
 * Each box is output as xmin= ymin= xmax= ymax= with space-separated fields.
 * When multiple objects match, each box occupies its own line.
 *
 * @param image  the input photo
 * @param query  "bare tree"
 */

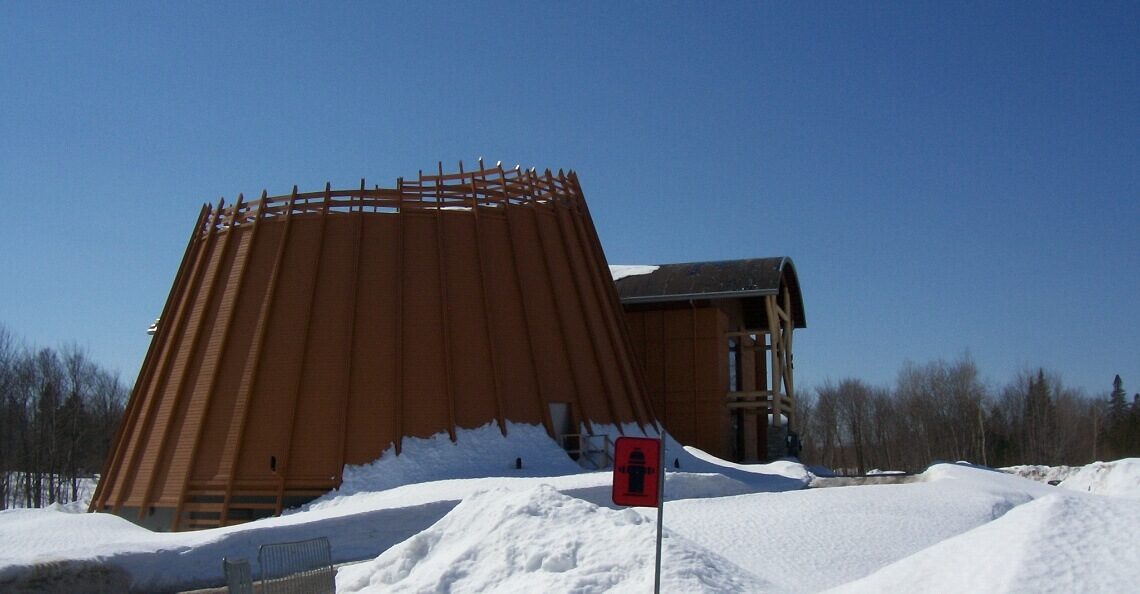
xmin=0 ymin=324 xmax=128 ymax=509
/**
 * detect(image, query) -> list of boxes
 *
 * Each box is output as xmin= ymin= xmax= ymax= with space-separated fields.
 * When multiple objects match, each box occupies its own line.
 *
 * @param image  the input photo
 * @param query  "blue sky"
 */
xmin=2 ymin=2 xmax=1136 ymax=398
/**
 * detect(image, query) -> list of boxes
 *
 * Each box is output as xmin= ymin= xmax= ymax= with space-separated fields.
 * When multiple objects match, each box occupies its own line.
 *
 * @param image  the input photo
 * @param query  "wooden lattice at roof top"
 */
xmin=203 ymin=162 xmax=592 ymax=230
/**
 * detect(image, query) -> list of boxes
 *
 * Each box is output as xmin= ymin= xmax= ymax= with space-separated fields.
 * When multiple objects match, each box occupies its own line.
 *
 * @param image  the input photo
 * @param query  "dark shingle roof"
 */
xmin=613 ymin=257 xmax=806 ymax=328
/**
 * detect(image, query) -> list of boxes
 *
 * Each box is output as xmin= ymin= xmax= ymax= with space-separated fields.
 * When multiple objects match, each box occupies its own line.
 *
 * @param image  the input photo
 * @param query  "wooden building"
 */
xmin=615 ymin=259 xmax=806 ymax=462
xmin=90 ymin=163 xmax=657 ymax=531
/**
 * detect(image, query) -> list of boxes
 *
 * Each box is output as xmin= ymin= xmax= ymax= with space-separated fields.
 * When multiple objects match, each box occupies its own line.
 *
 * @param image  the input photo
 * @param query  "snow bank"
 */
xmin=336 ymin=485 xmax=775 ymax=594
xmin=827 ymin=493 xmax=1140 ymax=593
xmin=1057 ymin=458 xmax=1140 ymax=499
xmin=664 ymin=463 xmax=1056 ymax=593
xmin=1002 ymin=459 xmax=1140 ymax=499
xmin=308 ymin=422 xmax=587 ymax=503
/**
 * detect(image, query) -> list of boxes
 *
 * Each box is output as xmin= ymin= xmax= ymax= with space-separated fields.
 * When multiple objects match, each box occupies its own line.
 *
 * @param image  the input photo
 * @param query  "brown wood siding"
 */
xmin=290 ymin=214 xmax=357 ymax=481
xmin=479 ymin=211 xmax=544 ymax=430
xmin=623 ymin=306 xmax=729 ymax=459
xmin=344 ymin=215 xmax=400 ymax=463
xmin=440 ymin=211 xmax=498 ymax=432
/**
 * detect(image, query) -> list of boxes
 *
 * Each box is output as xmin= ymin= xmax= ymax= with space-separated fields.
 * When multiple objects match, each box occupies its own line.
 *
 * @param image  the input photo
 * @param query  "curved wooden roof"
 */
xmin=613 ymin=257 xmax=806 ymax=328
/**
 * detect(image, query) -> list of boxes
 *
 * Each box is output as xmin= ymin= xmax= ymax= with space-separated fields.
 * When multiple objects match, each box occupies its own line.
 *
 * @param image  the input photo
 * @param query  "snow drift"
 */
xmin=336 ymin=485 xmax=774 ymax=593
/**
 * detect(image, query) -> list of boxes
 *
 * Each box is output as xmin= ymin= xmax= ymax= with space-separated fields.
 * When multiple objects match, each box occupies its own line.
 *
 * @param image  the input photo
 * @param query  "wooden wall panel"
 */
xmin=136 ymin=225 xmax=226 ymax=507
xmin=505 ymin=206 xmax=578 ymax=411
xmin=400 ymin=212 xmax=449 ymax=439
xmin=535 ymin=207 xmax=610 ymax=426
xmin=344 ymin=216 xmax=400 ymax=464
xmin=478 ymin=211 xmax=543 ymax=429
xmin=622 ymin=306 xmax=734 ymax=460
xmin=189 ymin=225 xmax=261 ymax=483
xmin=557 ymin=203 xmax=631 ymax=423
xmin=438 ymin=211 xmax=497 ymax=431
xmin=237 ymin=216 xmax=323 ymax=479
xmin=290 ymin=215 xmax=358 ymax=481
xmin=212 ymin=220 xmax=284 ymax=484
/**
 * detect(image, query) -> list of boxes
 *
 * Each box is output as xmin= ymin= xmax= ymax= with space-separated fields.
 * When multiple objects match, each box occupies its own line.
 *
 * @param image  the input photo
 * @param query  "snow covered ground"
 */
xmin=1 ymin=423 xmax=1137 ymax=593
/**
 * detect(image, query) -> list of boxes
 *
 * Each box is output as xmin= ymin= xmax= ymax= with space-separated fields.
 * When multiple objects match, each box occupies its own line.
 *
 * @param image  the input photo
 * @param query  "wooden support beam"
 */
xmin=393 ymin=178 xmax=405 ymax=454
xmin=498 ymin=165 xmax=553 ymax=439
xmin=467 ymin=165 xmax=507 ymax=436
xmin=765 ymin=295 xmax=783 ymax=425
xmin=139 ymin=198 xmax=226 ymax=526
xmin=782 ymin=282 xmax=795 ymax=426
xmin=431 ymin=163 xmax=457 ymax=442
xmin=275 ymin=183 xmax=332 ymax=516
xmin=548 ymin=169 xmax=619 ymax=429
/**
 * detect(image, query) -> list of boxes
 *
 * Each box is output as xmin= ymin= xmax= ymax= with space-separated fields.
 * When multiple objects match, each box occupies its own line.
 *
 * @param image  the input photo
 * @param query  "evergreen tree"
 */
xmin=1023 ymin=369 xmax=1057 ymax=464
xmin=1109 ymin=375 xmax=1127 ymax=421
xmin=1104 ymin=376 xmax=1140 ymax=457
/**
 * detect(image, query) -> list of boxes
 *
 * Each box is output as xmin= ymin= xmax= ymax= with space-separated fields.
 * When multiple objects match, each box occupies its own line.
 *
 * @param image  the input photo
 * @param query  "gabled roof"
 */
xmin=613 ymin=257 xmax=806 ymax=328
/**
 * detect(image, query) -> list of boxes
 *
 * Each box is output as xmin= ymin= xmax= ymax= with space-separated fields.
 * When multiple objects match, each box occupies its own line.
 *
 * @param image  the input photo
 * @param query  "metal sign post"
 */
xmin=653 ymin=435 xmax=665 ymax=594
xmin=612 ymin=436 xmax=665 ymax=593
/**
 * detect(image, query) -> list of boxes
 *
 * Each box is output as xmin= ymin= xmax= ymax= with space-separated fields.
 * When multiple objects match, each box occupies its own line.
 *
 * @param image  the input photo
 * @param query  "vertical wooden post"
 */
xmin=223 ymin=190 xmax=288 ymax=522
xmin=766 ymin=295 xmax=783 ymax=426
xmin=546 ymin=169 xmax=620 ymax=429
xmin=274 ymin=184 xmax=332 ymax=515
xmin=782 ymin=281 xmax=795 ymax=428
xmin=499 ymin=166 xmax=554 ymax=438
xmin=467 ymin=164 xmax=507 ymax=435
xmin=136 ymin=198 xmax=226 ymax=526
xmin=393 ymin=177 xmax=406 ymax=454
xmin=561 ymin=170 xmax=652 ymax=430
xmin=431 ymin=163 xmax=457 ymax=442
xmin=522 ymin=168 xmax=590 ymax=435
xmin=335 ymin=180 xmax=366 ymax=481
xmin=175 ymin=192 xmax=254 ymax=529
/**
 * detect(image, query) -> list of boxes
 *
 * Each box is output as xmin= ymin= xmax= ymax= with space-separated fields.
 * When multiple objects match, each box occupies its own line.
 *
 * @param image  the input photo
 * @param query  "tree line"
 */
xmin=795 ymin=355 xmax=1140 ymax=474
xmin=0 ymin=324 xmax=129 ymax=509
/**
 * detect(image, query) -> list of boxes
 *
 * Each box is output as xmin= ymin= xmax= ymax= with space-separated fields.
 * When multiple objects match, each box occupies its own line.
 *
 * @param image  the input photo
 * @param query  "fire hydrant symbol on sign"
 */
xmin=619 ymin=448 xmax=654 ymax=494
xmin=612 ymin=437 xmax=661 ymax=507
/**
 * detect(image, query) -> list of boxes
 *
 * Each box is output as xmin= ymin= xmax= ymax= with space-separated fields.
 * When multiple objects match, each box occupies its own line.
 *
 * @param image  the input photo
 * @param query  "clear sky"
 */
xmin=2 ymin=2 xmax=1136 ymax=398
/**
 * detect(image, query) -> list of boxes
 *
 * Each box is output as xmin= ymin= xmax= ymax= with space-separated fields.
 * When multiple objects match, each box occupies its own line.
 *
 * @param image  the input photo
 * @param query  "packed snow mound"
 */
xmin=679 ymin=445 xmax=810 ymax=492
xmin=608 ymin=265 xmax=659 ymax=280
xmin=336 ymin=485 xmax=776 ymax=594
xmin=309 ymin=422 xmax=588 ymax=503
xmin=666 ymin=463 xmax=1050 ymax=593
xmin=1058 ymin=458 xmax=1140 ymax=499
xmin=826 ymin=493 xmax=1140 ymax=593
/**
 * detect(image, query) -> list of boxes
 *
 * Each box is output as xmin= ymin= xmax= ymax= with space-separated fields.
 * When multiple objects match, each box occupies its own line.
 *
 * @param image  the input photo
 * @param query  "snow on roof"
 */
xmin=608 ymin=264 xmax=659 ymax=281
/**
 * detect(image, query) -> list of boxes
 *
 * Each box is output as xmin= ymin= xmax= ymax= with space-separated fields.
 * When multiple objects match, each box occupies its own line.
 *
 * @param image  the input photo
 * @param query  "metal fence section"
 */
xmin=222 ymin=557 xmax=254 ymax=594
xmin=257 ymin=536 xmax=335 ymax=593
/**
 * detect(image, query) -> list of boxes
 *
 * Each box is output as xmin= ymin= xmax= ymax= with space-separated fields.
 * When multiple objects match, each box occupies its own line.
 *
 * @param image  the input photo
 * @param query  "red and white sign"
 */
xmin=612 ymin=437 xmax=661 ymax=507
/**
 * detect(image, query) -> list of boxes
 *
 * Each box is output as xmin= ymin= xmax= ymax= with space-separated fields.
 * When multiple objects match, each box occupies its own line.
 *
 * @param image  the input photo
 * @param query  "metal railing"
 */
xmin=562 ymin=434 xmax=614 ymax=470
xmin=257 ymin=536 xmax=336 ymax=594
